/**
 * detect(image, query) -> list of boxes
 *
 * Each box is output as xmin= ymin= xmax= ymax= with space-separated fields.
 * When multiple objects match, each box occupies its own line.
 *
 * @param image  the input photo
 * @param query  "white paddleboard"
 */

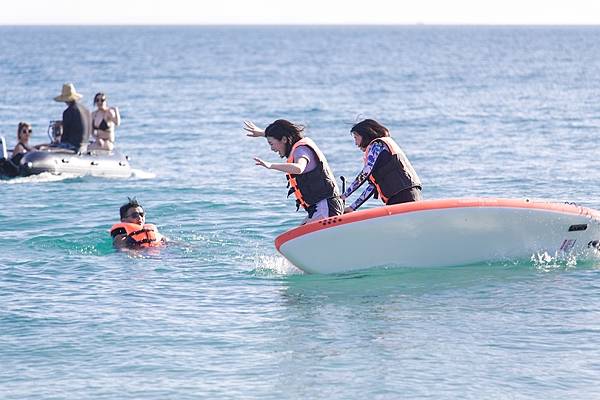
xmin=275 ymin=198 xmax=600 ymax=274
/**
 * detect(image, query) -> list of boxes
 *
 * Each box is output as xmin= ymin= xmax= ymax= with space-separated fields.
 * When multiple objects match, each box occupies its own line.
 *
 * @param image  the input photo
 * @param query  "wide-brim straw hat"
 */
xmin=54 ymin=83 xmax=83 ymax=102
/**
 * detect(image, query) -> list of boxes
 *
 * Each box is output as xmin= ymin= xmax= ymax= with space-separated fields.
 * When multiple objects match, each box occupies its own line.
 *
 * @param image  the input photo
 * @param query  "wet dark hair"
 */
xmin=119 ymin=197 xmax=143 ymax=220
xmin=264 ymin=119 xmax=305 ymax=158
xmin=351 ymin=119 xmax=390 ymax=149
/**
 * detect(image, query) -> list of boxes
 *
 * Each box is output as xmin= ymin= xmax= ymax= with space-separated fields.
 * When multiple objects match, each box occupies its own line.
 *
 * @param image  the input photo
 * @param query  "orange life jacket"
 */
xmin=109 ymin=222 xmax=164 ymax=248
xmin=286 ymin=137 xmax=338 ymax=210
xmin=364 ymin=136 xmax=421 ymax=204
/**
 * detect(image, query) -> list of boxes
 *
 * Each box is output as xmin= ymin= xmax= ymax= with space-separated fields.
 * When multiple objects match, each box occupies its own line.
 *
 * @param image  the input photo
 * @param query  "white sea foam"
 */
xmin=0 ymin=172 xmax=78 ymax=184
xmin=530 ymin=251 xmax=578 ymax=270
xmin=253 ymin=254 xmax=303 ymax=275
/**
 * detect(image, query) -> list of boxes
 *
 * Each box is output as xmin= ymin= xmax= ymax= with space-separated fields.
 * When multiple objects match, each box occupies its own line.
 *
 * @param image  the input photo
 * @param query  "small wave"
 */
xmin=130 ymin=168 xmax=156 ymax=179
xmin=0 ymin=172 xmax=79 ymax=184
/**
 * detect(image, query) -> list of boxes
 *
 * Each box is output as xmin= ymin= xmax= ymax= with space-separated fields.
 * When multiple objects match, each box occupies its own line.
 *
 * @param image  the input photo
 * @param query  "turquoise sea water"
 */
xmin=1 ymin=26 xmax=600 ymax=399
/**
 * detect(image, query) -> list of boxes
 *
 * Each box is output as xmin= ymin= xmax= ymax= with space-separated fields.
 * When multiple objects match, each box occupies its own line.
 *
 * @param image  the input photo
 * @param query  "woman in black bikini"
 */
xmin=90 ymin=92 xmax=120 ymax=151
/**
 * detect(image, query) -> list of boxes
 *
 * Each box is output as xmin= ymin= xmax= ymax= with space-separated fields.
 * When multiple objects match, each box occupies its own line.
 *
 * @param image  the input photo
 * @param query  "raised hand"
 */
xmin=253 ymin=157 xmax=272 ymax=169
xmin=244 ymin=120 xmax=265 ymax=137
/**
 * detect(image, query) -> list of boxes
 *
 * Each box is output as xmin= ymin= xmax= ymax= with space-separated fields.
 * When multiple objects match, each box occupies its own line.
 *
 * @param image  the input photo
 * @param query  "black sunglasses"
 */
xmin=95 ymin=97 xmax=106 ymax=103
xmin=127 ymin=211 xmax=145 ymax=219
xmin=21 ymin=129 xmax=32 ymax=133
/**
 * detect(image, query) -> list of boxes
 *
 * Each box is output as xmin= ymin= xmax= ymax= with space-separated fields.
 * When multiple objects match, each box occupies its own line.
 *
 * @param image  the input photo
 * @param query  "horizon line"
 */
xmin=1 ymin=23 xmax=600 ymax=27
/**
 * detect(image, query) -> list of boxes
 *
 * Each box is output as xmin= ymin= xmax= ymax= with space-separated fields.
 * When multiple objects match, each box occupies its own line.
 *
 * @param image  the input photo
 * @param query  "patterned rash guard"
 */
xmin=343 ymin=141 xmax=386 ymax=210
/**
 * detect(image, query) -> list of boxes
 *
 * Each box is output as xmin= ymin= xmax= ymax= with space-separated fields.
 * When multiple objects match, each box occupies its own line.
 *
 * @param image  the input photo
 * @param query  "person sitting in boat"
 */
xmin=52 ymin=83 xmax=91 ymax=153
xmin=89 ymin=92 xmax=120 ymax=151
xmin=341 ymin=119 xmax=422 ymax=213
xmin=110 ymin=198 xmax=167 ymax=249
xmin=245 ymin=119 xmax=343 ymax=224
xmin=10 ymin=122 xmax=42 ymax=164
xmin=0 ymin=122 xmax=39 ymax=176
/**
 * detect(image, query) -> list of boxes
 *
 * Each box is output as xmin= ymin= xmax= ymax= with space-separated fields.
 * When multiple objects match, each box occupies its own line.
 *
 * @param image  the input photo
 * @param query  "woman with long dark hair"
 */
xmin=342 ymin=119 xmax=422 ymax=212
xmin=245 ymin=119 xmax=343 ymax=224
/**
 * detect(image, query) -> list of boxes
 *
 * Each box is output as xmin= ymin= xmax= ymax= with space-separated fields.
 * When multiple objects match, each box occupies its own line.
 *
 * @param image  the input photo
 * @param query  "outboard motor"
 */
xmin=48 ymin=120 xmax=63 ymax=144
xmin=0 ymin=135 xmax=20 ymax=177
xmin=0 ymin=135 xmax=7 ymax=160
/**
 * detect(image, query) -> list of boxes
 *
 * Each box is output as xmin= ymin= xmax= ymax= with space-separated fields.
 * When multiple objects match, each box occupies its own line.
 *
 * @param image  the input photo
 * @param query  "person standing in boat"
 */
xmin=245 ymin=119 xmax=343 ymax=224
xmin=341 ymin=119 xmax=422 ymax=213
xmin=110 ymin=198 xmax=167 ymax=249
xmin=53 ymin=83 xmax=91 ymax=152
xmin=89 ymin=92 xmax=120 ymax=151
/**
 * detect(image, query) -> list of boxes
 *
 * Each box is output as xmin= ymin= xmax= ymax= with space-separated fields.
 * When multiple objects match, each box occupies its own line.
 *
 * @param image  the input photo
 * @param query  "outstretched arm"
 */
xmin=345 ymin=184 xmax=376 ymax=212
xmin=341 ymin=142 xmax=385 ymax=200
xmin=244 ymin=120 xmax=265 ymax=137
xmin=254 ymin=156 xmax=308 ymax=175
xmin=341 ymin=169 xmax=369 ymax=200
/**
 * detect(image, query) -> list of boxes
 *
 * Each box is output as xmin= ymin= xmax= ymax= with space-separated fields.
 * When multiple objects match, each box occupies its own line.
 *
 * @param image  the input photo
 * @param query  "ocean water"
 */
xmin=1 ymin=26 xmax=600 ymax=399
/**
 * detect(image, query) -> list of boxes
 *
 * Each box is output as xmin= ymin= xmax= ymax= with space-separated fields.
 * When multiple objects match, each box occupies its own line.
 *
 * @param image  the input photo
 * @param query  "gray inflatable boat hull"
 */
xmin=2 ymin=148 xmax=132 ymax=178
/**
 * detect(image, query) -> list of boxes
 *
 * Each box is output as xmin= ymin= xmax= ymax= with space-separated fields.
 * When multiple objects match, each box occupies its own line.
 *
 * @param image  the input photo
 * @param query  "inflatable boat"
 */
xmin=0 ymin=135 xmax=132 ymax=179
xmin=275 ymin=198 xmax=600 ymax=274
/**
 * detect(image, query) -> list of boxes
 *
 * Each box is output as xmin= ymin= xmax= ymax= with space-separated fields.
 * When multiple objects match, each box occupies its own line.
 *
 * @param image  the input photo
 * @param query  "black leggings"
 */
xmin=386 ymin=187 xmax=423 ymax=205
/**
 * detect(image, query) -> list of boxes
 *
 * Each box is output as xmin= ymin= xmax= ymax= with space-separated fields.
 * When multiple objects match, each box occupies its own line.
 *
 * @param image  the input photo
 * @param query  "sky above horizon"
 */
xmin=2 ymin=0 xmax=600 ymax=25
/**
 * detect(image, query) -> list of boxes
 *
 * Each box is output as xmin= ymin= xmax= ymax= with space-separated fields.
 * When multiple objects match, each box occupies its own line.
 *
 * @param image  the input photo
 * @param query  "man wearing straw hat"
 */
xmin=53 ymin=83 xmax=91 ymax=152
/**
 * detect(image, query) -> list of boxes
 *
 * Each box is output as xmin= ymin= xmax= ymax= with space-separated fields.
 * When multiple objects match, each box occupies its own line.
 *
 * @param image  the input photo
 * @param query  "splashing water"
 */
xmin=531 ymin=251 xmax=579 ymax=271
xmin=252 ymin=254 xmax=302 ymax=276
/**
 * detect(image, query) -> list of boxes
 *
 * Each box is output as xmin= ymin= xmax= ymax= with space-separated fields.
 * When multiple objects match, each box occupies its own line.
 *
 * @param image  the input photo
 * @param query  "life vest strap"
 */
xmin=127 ymin=228 xmax=157 ymax=244
xmin=369 ymin=175 xmax=387 ymax=203
xmin=129 ymin=228 xmax=152 ymax=236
